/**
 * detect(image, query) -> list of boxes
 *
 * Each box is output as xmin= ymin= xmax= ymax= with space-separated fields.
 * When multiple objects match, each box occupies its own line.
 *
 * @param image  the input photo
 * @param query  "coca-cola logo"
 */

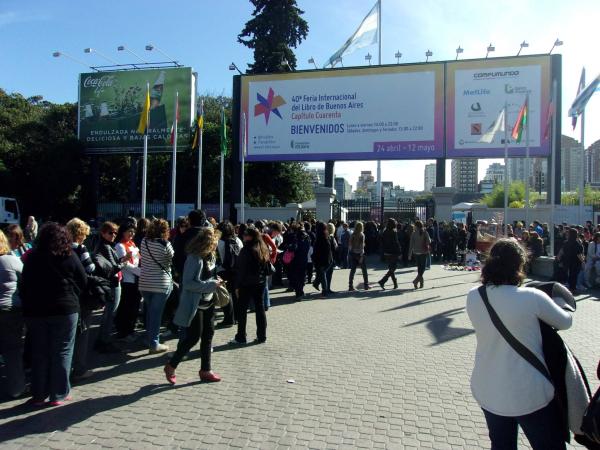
xmin=83 ymin=75 xmax=116 ymax=94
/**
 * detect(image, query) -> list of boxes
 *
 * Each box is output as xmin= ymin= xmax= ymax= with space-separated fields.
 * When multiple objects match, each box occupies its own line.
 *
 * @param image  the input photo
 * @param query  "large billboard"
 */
xmin=446 ymin=55 xmax=552 ymax=158
xmin=240 ymin=65 xmax=445 ymax=161
xmin=78 ymin=67 xmax=194 ymax=154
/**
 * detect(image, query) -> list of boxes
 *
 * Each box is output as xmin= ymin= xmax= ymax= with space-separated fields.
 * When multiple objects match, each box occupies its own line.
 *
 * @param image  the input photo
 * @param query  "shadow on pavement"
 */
xmin=0 ymin=383 xmax=200 ymax=443
xmin=404 ymin=307 xmax=474 ymax=346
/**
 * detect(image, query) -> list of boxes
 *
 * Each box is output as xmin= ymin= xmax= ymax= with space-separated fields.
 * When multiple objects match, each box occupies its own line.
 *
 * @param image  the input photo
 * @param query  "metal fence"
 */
xmin=332 ymin=198 xmax=435 ymax=223
xmin=97 ymin=202 xmax=230 ymax=222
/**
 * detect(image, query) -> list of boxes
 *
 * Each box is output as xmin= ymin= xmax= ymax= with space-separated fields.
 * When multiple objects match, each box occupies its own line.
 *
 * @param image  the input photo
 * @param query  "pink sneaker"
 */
xmin=47 ymin=395 xmax=72 ymax=407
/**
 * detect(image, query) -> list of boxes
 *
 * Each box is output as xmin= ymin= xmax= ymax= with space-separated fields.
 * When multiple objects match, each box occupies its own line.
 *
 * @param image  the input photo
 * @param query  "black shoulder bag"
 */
xmin=145 ymin=240 xmax=178 ymax=288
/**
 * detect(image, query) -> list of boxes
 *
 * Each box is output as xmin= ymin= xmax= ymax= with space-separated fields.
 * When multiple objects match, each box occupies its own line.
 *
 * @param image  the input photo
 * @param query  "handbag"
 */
xmin=213 ymin=284 xmax=230 ymax=308
xmin=282 ymin=249 xmax=295 ymax=265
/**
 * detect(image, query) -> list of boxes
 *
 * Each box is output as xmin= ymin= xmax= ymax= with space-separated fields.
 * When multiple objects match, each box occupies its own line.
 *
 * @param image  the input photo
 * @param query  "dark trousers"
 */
xmin=288 ymin=263 xmax=307 ymax=297
xmin=221 ymin=282 xmax=236 ymax=324
xmin=380 ymin=257 xmax=398 ymax=286
xmin=0 ymin=310 xmax=25 ymax=397
xmin=115 ymin=282 xmax=142 ymax=337
xmin=236 ymin=285 xmax=267 ymax=343
xmin=566 ymin=262 xmax=580 ymax=291
xmin=27 ymin=313 xmax=78 ymax=402
xmin=415 ymin=253 xmax=427 ymax=278
xmin=306 ymin=263 xmax=314 ymax=283
xmin=169 ymin=306 xmax=214 ymax=371
xmin=349 ymin=253 xmax=368 ymax=287
xmin=72 ymin=310 xmax=92 ymax=376
xmin=482 ymin=399 xmax=566 ymax=450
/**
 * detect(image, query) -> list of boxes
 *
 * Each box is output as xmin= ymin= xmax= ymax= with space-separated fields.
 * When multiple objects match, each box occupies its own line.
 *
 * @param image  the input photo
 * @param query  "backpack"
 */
xmin=222 ymin=238 xmax=241 ymax=274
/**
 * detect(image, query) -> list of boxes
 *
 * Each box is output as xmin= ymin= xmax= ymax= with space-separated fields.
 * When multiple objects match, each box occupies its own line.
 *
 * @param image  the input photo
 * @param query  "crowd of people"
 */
xmin=0 ymin=209 xmax=598 ymax=409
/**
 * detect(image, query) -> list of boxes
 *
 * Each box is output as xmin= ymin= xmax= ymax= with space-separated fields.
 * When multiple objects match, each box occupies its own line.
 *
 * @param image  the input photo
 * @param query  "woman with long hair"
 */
xmin=114 ymin=221 xmax=141 ymax=342
xmin=312 ymin=222 xmax=335 ymax=296
xmin=0 ymin=230 xmax=25 ymax=398
xmin=467 ymin=239 xmax=572 ymax=449
xmin=557 ymin=228 xmax=584 ymax=293
xmin=139 ymin=219 xmax=174 ymax=354
xmin=379 ymin=218 xmax=401 ymax=289
xmin=348 ymin=221 xmax=369 ymax=291
xmin=216 ymin=221 xmax=242 ymax=327
xmin=21 ymin=223 xmax=87 ymax=406
xmin=7 ymin=224 xmax=32 ymax=259
xmin=408 ymin=220 xmax=431 ymax=289
xmin=326 ymin=222 xmax=338 ymax=293
xmin=230 ymin=227 xmax=271 ymax=345
xmin=164 ymin=227 xmax=222 ymax=384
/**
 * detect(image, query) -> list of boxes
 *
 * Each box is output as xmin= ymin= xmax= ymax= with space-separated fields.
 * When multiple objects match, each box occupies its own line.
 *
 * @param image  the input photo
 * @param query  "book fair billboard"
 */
xmin=239 ymin=65 xmax=445 ymax=161
xmin=446 ymin=55 xmax=552 ymax=158
xmin=78 ymin=67 xmax=194 ymax=154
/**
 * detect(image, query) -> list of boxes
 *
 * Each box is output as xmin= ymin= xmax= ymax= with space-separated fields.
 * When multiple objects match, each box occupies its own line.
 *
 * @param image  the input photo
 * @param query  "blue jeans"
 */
xmin=27 ymin=313 xmax=78 ymax=402
xmin=98 ymin=285 xmax=121 ymax=343
xmin=141 ymin=290 xmax=171 ymax=349
xmin=0 ymin=310 xmax=26 ymax=397
xmin=263 ymin=284 xmax=271 ymax=309
xmin=482 ymin=399 xmax=566 ymax=450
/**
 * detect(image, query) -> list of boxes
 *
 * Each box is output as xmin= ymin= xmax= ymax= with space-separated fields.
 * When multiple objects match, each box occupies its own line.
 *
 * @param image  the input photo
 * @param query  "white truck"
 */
xmin=0 ymin=197 xmax=20 ymax=226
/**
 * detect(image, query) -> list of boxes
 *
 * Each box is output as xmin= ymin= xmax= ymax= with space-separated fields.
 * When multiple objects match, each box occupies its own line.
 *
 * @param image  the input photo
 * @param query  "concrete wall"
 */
xmin=471 ymin=205 xmax=594 ymax=225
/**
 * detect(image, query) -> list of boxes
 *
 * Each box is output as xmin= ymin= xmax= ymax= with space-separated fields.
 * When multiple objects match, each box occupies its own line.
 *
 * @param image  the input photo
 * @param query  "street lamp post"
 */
xmin=394 ymin=51 xmax=402 ymax=64
xmin=516 ymin=40 xmax=529 ymax=56
xmin=549 ymin=38 xmax=563 ymax=54
xmin=455 ymin=46 xmax=463 ymax=60
xmin=228 ymin=63 xmax=243 ymax=75
xmin=365 ymin=53 xmax=372 ymax=66
xmin=52 ymin=51 xmax=98 ymax=71
xmin=145 ymin=44 xmax=180 ymax=66
xmin=486 ymin=43 xmax=495 ymax=59
xmin=84 ymin=47 xmax=119 ymax=65
xmin=425 ymin=50 xmax=432 ymax=63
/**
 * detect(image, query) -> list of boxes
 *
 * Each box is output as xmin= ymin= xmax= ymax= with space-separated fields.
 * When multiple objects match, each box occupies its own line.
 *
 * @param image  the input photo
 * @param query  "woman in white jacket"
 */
xmin=466 ymin=239 xmax=572 ymax=450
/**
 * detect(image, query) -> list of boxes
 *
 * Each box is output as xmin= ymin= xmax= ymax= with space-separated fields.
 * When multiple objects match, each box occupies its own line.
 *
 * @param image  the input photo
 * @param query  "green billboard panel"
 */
xmin=78 ymin=67 xmax=194 ymax=154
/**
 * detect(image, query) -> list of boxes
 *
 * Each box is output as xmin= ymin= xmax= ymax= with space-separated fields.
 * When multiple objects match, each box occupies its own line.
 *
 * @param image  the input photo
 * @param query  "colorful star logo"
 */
xmin=254 ymin=88 xmax=286 ymax=124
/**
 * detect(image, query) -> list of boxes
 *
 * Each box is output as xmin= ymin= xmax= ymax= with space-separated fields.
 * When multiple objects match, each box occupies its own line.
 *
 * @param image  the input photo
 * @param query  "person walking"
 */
xmin=466 ymin=239 xmax=572 ymax=450
xmin=139 ymin=219 xmax=174 ymax=354
xmin=93 ymin=222 xmax=125 ymax=354
xmin=312 ymin=222 xmax=335 ymax=296
xmin=0 ymin=230 xmax=26 ymax=398
xmin=409 ymin=220 xmax=431 ymax=289
xmin=164 ymin=227 xmax=222 ymax=384
xmin=21 ymin=223 xmax=87 ymax=406
xmin=114 ymin=221 xmax=141 ymax=342
xmin=348 ymin=221 xmax=369 ymax=291
xmin=378 ymin=218 xmax=401 ymax=289
xmin=230 ymin=227 xmax=270 ymax=345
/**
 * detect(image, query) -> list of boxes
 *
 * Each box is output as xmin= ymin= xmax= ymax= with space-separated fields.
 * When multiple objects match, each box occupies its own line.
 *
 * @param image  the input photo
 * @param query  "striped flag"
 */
xmin=511 ymin=97 xmax=528 ymax=143
xmin=191 ymin=99 xmax=204 ymax=150
xmin=571 ymin=68 xmax=585 ymax=130
xmin=569 ymin=71 xmax=600 ymax=127
xmin=543 ymin=89 xmax=555 ymax=141
xmin=137 ymin=84 xmax=150 ymax=135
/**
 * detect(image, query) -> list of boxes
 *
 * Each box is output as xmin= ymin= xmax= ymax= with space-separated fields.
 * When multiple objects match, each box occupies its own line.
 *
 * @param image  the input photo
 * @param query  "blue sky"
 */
xmin=1 ymin=0 xmax=598 ymax=191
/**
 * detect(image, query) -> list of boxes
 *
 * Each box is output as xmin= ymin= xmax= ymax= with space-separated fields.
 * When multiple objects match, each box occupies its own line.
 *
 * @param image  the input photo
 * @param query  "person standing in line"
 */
xmin=0 ymin=230 xmax=26 ymax=398
xmin=93 ymin=222 xmax=125 ymax=354
xmin=114 ymin=221 xmax=141 ymax=343
xmin=326 ymin=223 xmax=338 ymax=293
xmin=304 ymin=221 xmax=316 ymax=284
xmin=585 ymin=232 xmax=600 ymax=287
xmin=409 ymin=220 xmax=431 ymax=290
xmin=173 ymin=210 xmax=210 ymax=279
xmin=139 ymin=219 xmax=174 ymax=354
xmin=339 ymin=222 xmax=351 ymax=269
xmin=378 ymin=218 xmax=401 ymax=290
xmin=165 ymin=227 xmax=222 ymax=384
xmin=466 ymin=239 xmax=572 ymax=450
xmin=134 ymin=218 xmax=151 ymax=248
xmin=24 ymin=216 xmax=38 ymax=243
xmin=216 ymin=221 xmax=242 ymax=327
xmin=312 ymin=222 xmax=335 ymax=296
xmin=348 ymin=221 xmax=369 ymax=292
xmin=66 ymin=218 xmax=97 ymax=381
xmin=286 ymin=223 xmax=311 ymax=301
xmin=21 ymin=223 xmax=87 ymax=406
xmin=557 ymin=228 xmax=585 ymax=293
xmin=7 ymin=225 xmax=32 ymax=259
xmin=230 ymin=227 xmax=270 ymax=345
xmin=255 ymin=220 xmax=276 ymax=311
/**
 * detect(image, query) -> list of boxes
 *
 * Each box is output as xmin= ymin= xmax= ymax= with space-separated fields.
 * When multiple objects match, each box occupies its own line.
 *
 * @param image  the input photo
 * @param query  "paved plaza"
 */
xmin=0 ymin=260 xmax=598 ymax=449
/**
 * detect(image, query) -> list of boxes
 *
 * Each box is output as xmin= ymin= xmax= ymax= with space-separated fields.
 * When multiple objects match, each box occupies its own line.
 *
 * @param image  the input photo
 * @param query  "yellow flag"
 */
xmin=137 ymin=85 xmax=150 ymax=135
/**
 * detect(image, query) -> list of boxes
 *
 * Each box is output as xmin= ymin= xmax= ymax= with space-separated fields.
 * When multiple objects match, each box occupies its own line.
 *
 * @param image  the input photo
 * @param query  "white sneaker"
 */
xmin=149 ymin=344 xmax=169 ymax=354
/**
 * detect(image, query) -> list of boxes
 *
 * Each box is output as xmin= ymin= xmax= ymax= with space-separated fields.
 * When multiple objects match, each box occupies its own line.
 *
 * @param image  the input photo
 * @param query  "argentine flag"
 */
xmin=569 ymin=72 xmax=600 ymax=118
xmin=324 ymin=1 xmax=379 ymax=68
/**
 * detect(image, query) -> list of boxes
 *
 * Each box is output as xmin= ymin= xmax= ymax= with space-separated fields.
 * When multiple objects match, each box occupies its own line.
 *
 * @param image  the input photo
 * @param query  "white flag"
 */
xmin=478 ymin=108 xmax=505 ymax=144
xmin=324 ymin=1 xmax=379 ymax=68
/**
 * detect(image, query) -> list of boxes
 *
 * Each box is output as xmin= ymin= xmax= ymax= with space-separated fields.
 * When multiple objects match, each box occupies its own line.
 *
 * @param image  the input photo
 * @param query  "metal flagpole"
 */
xmin=219 ymin=107 xmax=225 ymax=222
xmin=579 ymin=108 xmax=585 ymax=226
xmin=170 ymin=91 xmax=178 ymax=228
xmin=376 ymin=0 xmax=382 ymax=204
xmin=141 ymin=81 xmax=149 ymax=218
xmin=241 ymin=112 xmax=246 ymax=224
xmin=525 ymin=93 xmax=530 ymax=228
xmin=503 ymin=101 xmax=509 ymax=234
xmin=550 ymin=79 xmax=557 ymax=256
xmin=197 ymin=99 xmax=204 ymax=210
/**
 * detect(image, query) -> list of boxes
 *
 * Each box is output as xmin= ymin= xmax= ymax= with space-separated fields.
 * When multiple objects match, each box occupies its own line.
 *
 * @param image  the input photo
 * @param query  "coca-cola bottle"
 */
xmin=150 ymin=71 xmax=165 ymax=108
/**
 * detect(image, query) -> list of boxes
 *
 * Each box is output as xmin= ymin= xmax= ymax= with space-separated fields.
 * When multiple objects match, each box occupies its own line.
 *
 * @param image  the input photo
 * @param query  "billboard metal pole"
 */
xmin=579 ymin=107 xmax=585 ymax=226
xmin=220 ymin=106 xmax=225 ymax=222
xmin=241 ymin=112 xmax=246 ymax=224
xmin=197 ymin=100 xmax=204 ymax=210
xmin=525 ymin=93 xmax=530 ymax=228
xmin=170 ymin=91 xmax=178 ymax=228
xmin=141 ymin=82 xmax=149 ymax=219
xmin=503 ymin=101 xmax=509 ymax=234
xmin=550 ymin=79 xmax=557 ymax=256
xmin=376 ymin=0 xmax=382 ymax=204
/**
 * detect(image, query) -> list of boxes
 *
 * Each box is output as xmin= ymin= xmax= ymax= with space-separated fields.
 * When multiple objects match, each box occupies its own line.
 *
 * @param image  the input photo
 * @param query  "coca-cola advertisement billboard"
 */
xmin=78 ymin=67 xmax=194 ymax=154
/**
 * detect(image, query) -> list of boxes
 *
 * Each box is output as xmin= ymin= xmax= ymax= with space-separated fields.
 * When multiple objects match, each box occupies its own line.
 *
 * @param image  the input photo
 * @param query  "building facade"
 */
xmin=451 ymin=159 xmax=478 ymax=193
xmin=334 ymin=177 xmax=352 ymax=201
xmin=424 ymin=163 xmax=436 ymax=192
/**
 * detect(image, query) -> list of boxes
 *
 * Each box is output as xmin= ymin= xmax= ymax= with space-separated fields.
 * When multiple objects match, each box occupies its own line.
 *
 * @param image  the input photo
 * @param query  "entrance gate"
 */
xmin=332 ymin=198 xmax=435 ymax=223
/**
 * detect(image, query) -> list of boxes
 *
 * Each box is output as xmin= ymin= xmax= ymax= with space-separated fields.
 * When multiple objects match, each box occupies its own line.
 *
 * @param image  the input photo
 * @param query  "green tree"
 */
xmin=238 ymin=0 xmax=313 ymax=205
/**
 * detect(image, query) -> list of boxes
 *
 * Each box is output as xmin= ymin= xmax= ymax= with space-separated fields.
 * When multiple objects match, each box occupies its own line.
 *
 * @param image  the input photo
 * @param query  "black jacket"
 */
xmin=94 ymin=238 xmax=123 ymax=287
xmin=381 ymin=229 xmax=401 ymax=255
xmin=312 ymin=236 xmax=333 ymax=268
xmin=234 ymin=244 xmax=268 ymax=288
xmin=21 ymin=250 xmax=87 ymax=318
xmin=173 ymin=226 xmax=203 ymax=277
